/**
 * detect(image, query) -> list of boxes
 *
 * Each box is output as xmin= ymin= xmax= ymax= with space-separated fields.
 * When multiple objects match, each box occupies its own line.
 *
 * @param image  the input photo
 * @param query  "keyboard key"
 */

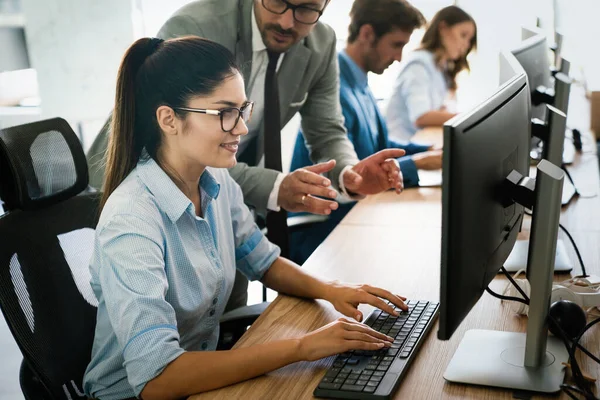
xmin=356 ymin=379 xmax=369 ymax=386
xmin=365 ymin=365 xmax=376 ymax=371
xmin=318 ymin=382 xmax=342 ymax=390
xmin=325 ymin=367 xmax=340 ymax=378
xmin=346 ymin=358 xmax=359 ymax=366
xmin=322 ymin=376 xmax=335 ymax=383
xmin=400 ymin=351 xmax=410 ymax=358
xmin=366 ymin=380 xmax=378 ymax=387
xmin=348 ymin=373 xmax=361 ymax=380
xmin=333 ymin=378 xmax=345 ymax=384
xmin=372 ymin=371 xmax=385 ymax=377
xmin=386 ymin=348 xmax=399 ymax=356
xmin=346 ymin=379 xmax=357 ymax=385
xmin=341 ymin=384 xmax=365 ymax=392
xmin=363 ymin=386 xmax=376 ymax=393
xmin=376 ymin=365 xmax=388 ymax=371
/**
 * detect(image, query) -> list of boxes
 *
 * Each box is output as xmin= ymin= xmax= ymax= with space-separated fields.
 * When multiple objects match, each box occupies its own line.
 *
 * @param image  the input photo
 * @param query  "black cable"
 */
xmin=558 ymin=223 xmax=588 ymax=277
xmin=501 ymin=266 xmax=530 ymax=300
xmin=485 ymin=287 xmax=528 ymax=305
xmin=572 ymin=317 xmax=600 ymax=364
xmin=523 ymin=209 xmax=588 ymax=277
xmin=561 ymin=164 xmax=581 ymax=196
xmin=488 ymin=269 xmax=599 ymax=399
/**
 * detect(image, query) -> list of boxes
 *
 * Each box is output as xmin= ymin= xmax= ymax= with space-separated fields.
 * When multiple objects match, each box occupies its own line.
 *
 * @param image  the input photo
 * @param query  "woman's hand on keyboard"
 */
xmin=297 ymin=317 xmax=394 ymax=361
xmin=323 ymin=282 xmax=408 ymax=322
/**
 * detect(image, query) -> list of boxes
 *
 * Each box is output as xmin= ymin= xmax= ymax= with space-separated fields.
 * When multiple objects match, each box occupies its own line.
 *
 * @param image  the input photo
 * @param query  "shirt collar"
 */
xmin=136 ymin=156 xmax=220 ymax=223
xmin=340 ymin=49 xmax=369 ymax=90
xmin=251 ymin=5 xmax=266 ymax=53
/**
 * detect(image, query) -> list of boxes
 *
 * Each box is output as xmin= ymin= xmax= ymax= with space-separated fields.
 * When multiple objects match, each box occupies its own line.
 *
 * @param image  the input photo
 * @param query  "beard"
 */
xmin=261 ymin=23 xmax=299 ymax=53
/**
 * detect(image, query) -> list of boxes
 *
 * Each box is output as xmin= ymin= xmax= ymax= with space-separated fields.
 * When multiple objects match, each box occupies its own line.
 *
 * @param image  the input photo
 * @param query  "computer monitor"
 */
xmin=438 ymin=72 xmax=569 ymax=392
xmin=511 ymin=27 xmax=552 ymax=120
xmin=439 ymin=72 xmax=531 ymax=341
xmin=499 ymin=50 xmax=525 ymax=86
xmin=504 ymin=44 xmax=572 ymax=164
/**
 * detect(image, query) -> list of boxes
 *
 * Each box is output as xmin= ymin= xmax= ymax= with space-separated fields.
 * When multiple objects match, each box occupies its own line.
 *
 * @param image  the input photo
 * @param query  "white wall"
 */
xmin=554 ymin=0 xmax=600 ymax=88
xmin=21 ymin=0 xmax=135 ymax=126
xmin=455 ymin=0 xmax=554 ymax=109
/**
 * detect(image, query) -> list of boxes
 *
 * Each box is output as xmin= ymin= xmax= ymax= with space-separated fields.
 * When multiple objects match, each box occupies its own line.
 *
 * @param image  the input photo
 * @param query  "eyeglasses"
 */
xmin=261 ymin=0 xmax=327 ymax=25
xmin=174 ymin=101 xmax=254 ymax=133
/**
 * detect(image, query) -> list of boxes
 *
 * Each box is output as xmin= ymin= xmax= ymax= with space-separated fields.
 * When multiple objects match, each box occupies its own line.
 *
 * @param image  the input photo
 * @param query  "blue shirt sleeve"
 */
xmin=399 ymin=156 xmax=419 ymax=188
xmin=96 ymin=213 xmax=185 ymax=397
xmin=225 ymin=173 xmax=281 ymax=281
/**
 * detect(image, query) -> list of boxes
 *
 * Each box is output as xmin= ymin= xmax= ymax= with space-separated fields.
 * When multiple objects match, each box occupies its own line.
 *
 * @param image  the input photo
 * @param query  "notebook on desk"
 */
xmin=417 ymin=170 xmax=442 ymax=187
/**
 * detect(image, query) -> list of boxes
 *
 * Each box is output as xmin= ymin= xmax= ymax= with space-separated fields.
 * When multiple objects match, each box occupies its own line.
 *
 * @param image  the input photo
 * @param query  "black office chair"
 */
xmin=0 ymin=118 xmax=265 ymax=400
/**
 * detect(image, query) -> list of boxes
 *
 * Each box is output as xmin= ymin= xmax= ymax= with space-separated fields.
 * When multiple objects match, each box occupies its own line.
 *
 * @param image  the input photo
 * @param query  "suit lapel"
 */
xmin=278 ymin=42 xmax=311 ymax=119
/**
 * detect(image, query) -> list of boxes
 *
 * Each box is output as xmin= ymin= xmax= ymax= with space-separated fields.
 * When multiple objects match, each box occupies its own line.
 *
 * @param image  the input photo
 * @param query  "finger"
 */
xmin=301 ymin=195 xmax=339 ymax=214
xmin=360 ymin=293 xmax=400 ymax=316
xmin=344 ymin=331 xmax=391 ymax=345
xmin=343 ymin=169 xmax=362 ymax=189
xmin=342 ymin=321 xmax=394 ymax=342
xmin=362 ymin=285 xmax=408 ymax=311
xmin=382 ymin=159 xmax=400 ymax=173
xmin=344 ymin=340 xmax=387 ymax=352
xmin=336 ymin=302 xmax=361 ymax=321
xmin=303 ymin=159 xmax=336 ymax=175
xmin=369 ymin=149 xmax=406 ymax=163
xmin=295 ymin=169 xmax=332 ymax=187
xmin=296 ymin=182 xmax=338 ymax=200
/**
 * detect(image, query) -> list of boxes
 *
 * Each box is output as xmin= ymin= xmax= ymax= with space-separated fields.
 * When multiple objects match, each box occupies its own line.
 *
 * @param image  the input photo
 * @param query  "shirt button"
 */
xmin=212 ymin=298 xmax=218 ymax=305
xmin=201 ymin=342 xmax=208 ymax=350
xmin=209 ymin=309 xmax=216 ymax=317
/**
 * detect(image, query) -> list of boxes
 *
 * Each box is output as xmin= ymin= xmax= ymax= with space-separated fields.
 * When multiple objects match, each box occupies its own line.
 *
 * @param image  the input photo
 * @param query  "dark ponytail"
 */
xmin=100 ymin=36 xmax=239 ymax=211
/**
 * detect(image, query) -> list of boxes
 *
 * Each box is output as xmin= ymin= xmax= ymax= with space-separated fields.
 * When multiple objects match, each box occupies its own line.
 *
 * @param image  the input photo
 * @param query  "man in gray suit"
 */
xmin=87 ymin=0 xmax=405 ymax=311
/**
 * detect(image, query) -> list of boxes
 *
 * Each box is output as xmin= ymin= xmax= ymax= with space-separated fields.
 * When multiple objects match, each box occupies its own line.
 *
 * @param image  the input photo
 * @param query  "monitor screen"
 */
xmin=438 ymin=73 xmax=531 ymax=340
xmin=511 ymin=31 xmax=551 ymax=121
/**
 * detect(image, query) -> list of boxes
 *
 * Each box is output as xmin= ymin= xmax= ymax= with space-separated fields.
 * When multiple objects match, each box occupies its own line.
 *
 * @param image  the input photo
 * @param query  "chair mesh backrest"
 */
xmin=0 ymin=118 xmax=88 ymax=211
xmin=0 ymin=118 xmax=100 ymax=399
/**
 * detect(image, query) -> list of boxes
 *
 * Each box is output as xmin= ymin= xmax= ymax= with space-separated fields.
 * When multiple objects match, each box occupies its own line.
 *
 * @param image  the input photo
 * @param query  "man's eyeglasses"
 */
xmin=174 ymin=102 xmax=254 ymax=133
xmin=261 ymin=0 xmax=328 ymax=25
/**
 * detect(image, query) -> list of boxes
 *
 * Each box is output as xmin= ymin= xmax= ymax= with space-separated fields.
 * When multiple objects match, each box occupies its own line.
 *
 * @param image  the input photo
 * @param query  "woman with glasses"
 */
xmin=83 ymin=36 xmax=408 ymax=400
xmin=386 ymin=5 xmax=477 ymax=142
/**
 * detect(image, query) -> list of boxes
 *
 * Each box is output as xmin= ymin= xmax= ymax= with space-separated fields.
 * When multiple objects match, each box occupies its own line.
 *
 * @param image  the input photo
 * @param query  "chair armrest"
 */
xmin=217 ymin=302 xmax=271 ymax=350
xmin=219 ymin=301 xmax=270 ymax=325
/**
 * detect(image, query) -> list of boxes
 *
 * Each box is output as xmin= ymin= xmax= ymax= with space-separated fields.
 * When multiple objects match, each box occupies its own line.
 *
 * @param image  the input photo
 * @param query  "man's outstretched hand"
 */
xmin=343 ymin=149 xmax=405 ymax=195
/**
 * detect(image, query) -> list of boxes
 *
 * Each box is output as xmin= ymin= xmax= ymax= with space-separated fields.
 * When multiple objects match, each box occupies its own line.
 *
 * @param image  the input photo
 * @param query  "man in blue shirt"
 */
xmin=290 ymin=0 xmax=443 ymax=264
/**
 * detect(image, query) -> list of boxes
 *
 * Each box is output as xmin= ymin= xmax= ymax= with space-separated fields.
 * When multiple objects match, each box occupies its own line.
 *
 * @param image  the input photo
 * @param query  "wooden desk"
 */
xmin=191 ymin=129 xmax=599 ymax=400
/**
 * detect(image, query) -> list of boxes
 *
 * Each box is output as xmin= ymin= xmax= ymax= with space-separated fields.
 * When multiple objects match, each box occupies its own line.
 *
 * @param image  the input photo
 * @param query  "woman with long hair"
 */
xmin=386 ymin=5 xmax=477 ymax=142
xmin=83 ymin=36 xmax=407 ymax=400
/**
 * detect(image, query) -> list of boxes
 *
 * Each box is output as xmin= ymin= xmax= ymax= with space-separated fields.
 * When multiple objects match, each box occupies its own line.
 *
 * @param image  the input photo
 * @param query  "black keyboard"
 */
xmin=314 ymin=300 xmax=439 ymax=400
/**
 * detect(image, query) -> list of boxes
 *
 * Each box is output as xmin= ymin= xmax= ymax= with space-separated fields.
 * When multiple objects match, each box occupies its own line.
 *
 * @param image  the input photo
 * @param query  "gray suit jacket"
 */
xmin=87 ymin=0 xmax=359 ymax=215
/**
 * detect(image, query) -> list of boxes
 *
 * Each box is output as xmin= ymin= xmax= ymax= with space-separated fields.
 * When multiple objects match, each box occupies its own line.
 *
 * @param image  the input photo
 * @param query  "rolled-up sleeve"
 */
xmin=401 ymin=63 xmax=434 ymax=125
xmin=97 ymin=214 xmax=185 ymax=396
xmin=226 ymin=175 xmax=281 ymax=281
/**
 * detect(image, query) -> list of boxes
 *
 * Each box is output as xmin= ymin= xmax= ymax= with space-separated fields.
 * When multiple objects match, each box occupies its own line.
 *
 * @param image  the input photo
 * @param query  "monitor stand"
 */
xmin=444 ymin=330 xmax=568 ymax=393
xmin=504 ymin=239 xmax=573 ymax=273
xmin=445 ymin=161 xmax=569 ymax=394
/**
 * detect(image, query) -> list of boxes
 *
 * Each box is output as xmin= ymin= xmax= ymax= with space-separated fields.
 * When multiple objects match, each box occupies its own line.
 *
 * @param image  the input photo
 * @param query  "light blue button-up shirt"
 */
xmin=386 ymin=50 xmax=449 ymax=142
xmin=83 ymin=157 xmax=280 ymax=399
